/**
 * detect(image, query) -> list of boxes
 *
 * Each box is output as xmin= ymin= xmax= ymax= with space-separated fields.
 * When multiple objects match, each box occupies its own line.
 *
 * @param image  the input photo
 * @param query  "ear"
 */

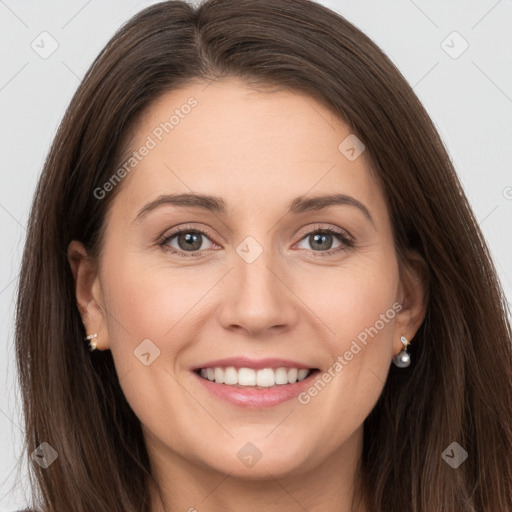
xmin=392 ymin=249 xmax=429 ymax=356
xmin=67 ymin=240 xmax=110 ymax=351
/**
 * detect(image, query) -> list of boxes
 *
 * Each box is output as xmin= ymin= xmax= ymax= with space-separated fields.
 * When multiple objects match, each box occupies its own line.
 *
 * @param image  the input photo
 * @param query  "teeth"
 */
xmin=214 ymin=367 xmax=224 ymax=384
xmin=287 ymin=368 xmax=298 ymax=383
xmin=239 ymin=367 xmax=256 ymax=386
xmin=275 ymin=367 xmax=288 ymax=385
xmin=224 ymin=366 xmax=238 ymax=385
xmin=256 ymin=368 xmax=275 ymax=387
xmin=297 ymin=369 xmax=309 ymax=381
xmin=198 ymin=366 xmax=313 ymax=387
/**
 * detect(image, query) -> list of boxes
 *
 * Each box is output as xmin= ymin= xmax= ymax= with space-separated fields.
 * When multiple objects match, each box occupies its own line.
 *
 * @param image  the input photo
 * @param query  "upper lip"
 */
xmin=192 ymin=357 xmax=317 ymax=371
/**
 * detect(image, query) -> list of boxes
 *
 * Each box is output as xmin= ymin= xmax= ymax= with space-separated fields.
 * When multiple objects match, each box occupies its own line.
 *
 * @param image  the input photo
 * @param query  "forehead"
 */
xmin=110 ymin=78 xmax=387 ymax=225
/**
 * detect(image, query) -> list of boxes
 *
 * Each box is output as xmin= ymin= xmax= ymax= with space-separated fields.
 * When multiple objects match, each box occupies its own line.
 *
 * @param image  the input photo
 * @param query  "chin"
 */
xmin=199 ymin=442 xmax=313 ymax=479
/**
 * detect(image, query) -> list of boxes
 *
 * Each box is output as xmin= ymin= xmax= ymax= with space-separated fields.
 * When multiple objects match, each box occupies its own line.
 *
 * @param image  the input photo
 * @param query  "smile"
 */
xmin=196 ymin=366 xmax=316 ymax=387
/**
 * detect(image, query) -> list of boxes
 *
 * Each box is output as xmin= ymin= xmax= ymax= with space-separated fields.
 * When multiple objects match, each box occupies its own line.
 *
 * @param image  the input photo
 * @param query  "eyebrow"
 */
xmin=132 ymin=192 xmax=374 ymax=226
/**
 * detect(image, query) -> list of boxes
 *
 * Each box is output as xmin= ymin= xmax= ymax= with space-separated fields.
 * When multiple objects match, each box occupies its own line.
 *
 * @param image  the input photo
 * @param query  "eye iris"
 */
xmin=310 ymin=232 xmax=333 ymax=251
xmin=178 ymin=232 xmax=202 ymax=251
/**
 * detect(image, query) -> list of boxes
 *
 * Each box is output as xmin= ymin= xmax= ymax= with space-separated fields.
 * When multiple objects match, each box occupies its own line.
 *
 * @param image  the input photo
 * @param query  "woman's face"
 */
xmin=71 ymin=78 xmax=424 ymax=480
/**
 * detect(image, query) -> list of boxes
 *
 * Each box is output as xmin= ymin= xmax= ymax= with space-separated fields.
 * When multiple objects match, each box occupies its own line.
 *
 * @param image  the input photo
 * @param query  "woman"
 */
xmin=14 ymin=0 xmax=512 ymax=510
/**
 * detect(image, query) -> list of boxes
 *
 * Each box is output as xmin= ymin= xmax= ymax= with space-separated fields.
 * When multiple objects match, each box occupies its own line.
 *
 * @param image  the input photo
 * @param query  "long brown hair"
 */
xmin=15 ymin=0 xmax=512 ymax=510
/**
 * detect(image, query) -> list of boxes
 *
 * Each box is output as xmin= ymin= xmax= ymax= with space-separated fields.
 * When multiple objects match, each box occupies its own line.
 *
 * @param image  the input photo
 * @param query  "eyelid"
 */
xmin=160 ymin=223 xmax=217 ymax=241
xmin=294 ymin=223 xmax=353 ymax=241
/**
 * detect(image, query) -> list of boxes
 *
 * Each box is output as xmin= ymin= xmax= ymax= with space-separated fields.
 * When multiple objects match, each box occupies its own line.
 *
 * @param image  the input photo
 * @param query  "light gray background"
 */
xmin=1 ymin=0 xmax=511 ymax=509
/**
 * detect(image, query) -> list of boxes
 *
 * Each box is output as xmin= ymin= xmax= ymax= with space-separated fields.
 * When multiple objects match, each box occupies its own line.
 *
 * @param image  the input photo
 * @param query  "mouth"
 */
xmin=193 ymin=366 xmax=320 ymax=389
xmin=191 ymin=356 xmax=321 ymax=408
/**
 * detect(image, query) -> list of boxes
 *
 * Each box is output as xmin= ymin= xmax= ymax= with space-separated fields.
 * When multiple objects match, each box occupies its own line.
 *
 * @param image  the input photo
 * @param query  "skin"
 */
xmin=68 ymin=78 xmax=426 ymax=512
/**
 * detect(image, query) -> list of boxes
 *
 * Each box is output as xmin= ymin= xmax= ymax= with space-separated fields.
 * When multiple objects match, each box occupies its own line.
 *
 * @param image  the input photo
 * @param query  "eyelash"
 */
xmin=158 ymin=224 xmax=355 ymax=258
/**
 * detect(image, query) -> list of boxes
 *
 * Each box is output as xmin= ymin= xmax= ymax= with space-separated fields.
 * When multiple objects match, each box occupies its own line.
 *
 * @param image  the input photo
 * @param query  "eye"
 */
xmin=158 ymin=224 xmax=354 ymax=258
xmin=295 ymin=226 xmax=354 ymax=256
xmin=158 ymin=225 xmax=217 ymax=258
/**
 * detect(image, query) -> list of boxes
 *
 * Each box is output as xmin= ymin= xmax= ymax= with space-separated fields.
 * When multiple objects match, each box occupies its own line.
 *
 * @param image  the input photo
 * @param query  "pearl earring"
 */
xmin=84 ymin=333 xmax=98 ymax=351
xmin=392 ymin=336 xmax=411 ymax=368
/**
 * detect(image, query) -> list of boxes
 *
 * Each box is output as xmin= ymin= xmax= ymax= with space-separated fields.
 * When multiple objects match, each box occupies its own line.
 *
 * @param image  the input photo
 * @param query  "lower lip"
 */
xmin=193 ymin=370 xmax=319 ymax=408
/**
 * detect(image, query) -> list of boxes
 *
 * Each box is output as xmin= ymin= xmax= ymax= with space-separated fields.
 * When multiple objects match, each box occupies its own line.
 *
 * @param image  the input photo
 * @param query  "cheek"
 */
xmin=334 ymin=269 xmax=398 ymax=352
xmin=102 ymin=247 xmax=210 ymax=341
xmin=295 ymin=249 xmax=399 ymax=412
xmin=98 ymin=251 xmax=186 ymax=383
xmin=270 ymin=265 xmax=399 ymax=472
xmin=98 ymin=253 xmax=198 ymax=438
xmin=294 ymin=249 xmax=399 ymax=351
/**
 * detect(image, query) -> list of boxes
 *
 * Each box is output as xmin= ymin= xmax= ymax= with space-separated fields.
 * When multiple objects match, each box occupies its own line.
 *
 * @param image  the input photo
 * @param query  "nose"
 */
xmin=216 ymin=244 xmax=299 ymax=337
